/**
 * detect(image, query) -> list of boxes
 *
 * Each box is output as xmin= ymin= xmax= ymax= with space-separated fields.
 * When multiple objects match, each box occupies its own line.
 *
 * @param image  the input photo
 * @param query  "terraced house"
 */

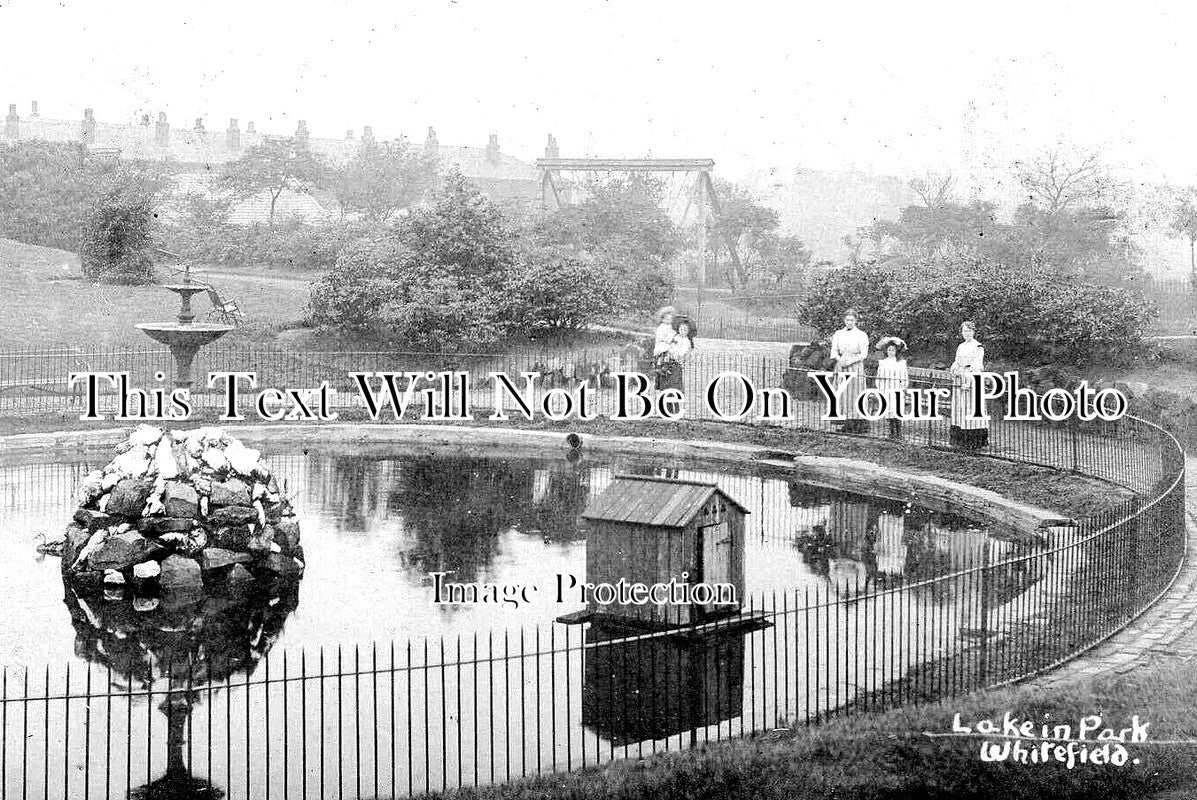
xmin=2 ymin=100 xmax=545 ymax=222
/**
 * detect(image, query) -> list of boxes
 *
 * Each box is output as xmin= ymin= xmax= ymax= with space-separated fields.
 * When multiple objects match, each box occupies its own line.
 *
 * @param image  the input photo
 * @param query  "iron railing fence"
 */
xmin=0 ymin=345 xmax=1166 ymax=491
xmin=0 ymin=345 xmax=1186 ymax=798
xmin=0 ymin=463 xmax=1183 ymax=799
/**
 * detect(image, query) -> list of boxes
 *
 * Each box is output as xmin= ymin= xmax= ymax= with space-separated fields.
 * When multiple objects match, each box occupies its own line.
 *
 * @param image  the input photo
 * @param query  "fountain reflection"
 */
xmin=62 ymin=572 xmax=301 ymax=798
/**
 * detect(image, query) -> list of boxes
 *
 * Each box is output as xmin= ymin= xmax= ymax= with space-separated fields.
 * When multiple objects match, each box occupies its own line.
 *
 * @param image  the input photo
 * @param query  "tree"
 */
xmin=706 ymin=178 xmax=782 ymax=290
xmin=219 ymin=137 xmax=328 ymax=226
xmin=309 ymin=171 xmax=518 ymax=349
xmin=1168 ymin=189 xmax=1197 ymax=278
xmin=335 ymin=138 xmax=438 ymax=222
xmin=1013 ymin=149 xmax=1120 ymax=213
xmin=309 ymin=171 xmax=622 ymax=347
xmin=0 ymin=142 xmax=169 ymax=252
xmin=908 ymin=171 xmax=956 ymax=209
xmin=78 ymin=161 xmax=171 ymax=284
xmin=858 ymin=150 xmax=1140 ymax=283
xmin=866 ymin=200 xmax=1005 ymax=266
xmin=531 ymin=174 xmax=681 ymax=313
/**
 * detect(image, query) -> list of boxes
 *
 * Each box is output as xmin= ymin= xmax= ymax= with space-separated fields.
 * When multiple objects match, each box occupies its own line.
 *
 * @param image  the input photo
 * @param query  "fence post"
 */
xmin=978 ymin=540 xmax=990 ymax=687
xmin=1069 ymin=415 xmax=1079 ymax=472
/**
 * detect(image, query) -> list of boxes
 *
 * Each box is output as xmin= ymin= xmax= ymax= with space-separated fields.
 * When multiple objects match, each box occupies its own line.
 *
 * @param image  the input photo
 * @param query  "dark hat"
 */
xmin=672 ymin=315 xmax=698 ymax=337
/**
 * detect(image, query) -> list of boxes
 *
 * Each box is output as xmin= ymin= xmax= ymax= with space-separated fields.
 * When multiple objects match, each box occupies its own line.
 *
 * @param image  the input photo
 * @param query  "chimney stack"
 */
xmin=227 ymin=118 xmax=241 ymax=150
xmin=30 ymin=100 xmax=39 ymax=118
xmin=361 ymin=125 xmax=374 ymax=146
xmin=544 ymin=133 xmax=559 ymax=159
xmin=5 ymin=104 xmax=18 ymax=139
xmin=424 ymin=126 xmax=438 ymax=152
xmin=295 ymin=119 xmax=310 ymax=148
xmin=246 ymin=121 xmax=255 ymax=135
xmin=141 ymin=114 xmax=151 ymax=127
xmin=485 ymin=133 xmax=500 ymax=166
xmin=81 ymin=108 xmax=96 ymax=145
xmin=194 ymin=117 xmax=205 ymax=133
xmin=346 ymin=129 xmax=355 ymax=141
xmin=155 ymin=112 xmax=170 ymax=146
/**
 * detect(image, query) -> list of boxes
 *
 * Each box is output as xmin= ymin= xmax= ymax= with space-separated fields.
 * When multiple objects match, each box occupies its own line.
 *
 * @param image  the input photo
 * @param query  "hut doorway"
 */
xmin=700 ymin=521 xmax=733 ymax=612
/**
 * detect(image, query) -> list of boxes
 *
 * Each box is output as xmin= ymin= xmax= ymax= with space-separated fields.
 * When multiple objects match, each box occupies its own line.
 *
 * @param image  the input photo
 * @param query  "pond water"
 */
xmin=0 ymin=443 xmax=1047 ymax=799
xmin=0 ymin=446 xmax=1000 ymax=664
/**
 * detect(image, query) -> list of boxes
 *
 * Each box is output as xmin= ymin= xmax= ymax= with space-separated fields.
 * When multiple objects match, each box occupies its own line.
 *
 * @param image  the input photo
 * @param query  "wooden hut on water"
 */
xmin=577 ymin=475 xmax=748 ymax=629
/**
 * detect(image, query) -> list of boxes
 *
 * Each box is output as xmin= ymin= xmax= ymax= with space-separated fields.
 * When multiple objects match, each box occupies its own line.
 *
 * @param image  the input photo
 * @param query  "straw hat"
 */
xmin=876 ymin=336 xmax=906 ymax=353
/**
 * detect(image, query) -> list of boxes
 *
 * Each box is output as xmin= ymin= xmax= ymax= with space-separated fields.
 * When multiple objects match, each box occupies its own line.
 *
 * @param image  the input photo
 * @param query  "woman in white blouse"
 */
xmin=875 ymin=336 xmax=909 ymax=439
xmin=829 ymin=309 xmax=870 ymax=433
xmin=950 ymin=321 xmax=989 ymax=449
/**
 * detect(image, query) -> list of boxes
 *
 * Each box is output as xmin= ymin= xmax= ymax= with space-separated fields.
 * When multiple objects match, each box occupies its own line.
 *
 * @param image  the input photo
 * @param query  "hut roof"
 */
xmin=581 ymin=475 xmax=749 ymax=528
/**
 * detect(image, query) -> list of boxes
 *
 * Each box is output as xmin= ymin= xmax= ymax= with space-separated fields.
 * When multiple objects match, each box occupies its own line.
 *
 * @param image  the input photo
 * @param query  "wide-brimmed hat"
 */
xmin=876 ymin=336 xmax=906 ymax=352
xmin=672 ymin=314 xmax=698 ymax=337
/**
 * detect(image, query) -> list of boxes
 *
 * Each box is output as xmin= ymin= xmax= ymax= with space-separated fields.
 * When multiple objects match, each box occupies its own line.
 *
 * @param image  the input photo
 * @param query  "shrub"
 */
xmin=798 ymin=262 xmax=1156 ymax=367
xmin=308 ymin=173 xmax=620 ymax=349
xmin=80 ymin=190 xmax=156 ymax=285
xmin=163 ymin=218 xmax=363 ymax=272
xmin=508 ymin=244 xmax=617 ymax=331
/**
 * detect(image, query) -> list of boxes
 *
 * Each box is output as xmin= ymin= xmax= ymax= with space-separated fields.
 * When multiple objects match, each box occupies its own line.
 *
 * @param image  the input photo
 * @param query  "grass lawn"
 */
xmin=0 ymin=238 xmax=313 ymax=348
xmin=0 ymin=238 xmax=636 ymax=354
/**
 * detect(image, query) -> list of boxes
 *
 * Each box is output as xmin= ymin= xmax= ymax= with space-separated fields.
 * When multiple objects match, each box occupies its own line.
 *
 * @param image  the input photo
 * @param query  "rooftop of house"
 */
xmin=2 ymin=102 xmax=541 ymax=183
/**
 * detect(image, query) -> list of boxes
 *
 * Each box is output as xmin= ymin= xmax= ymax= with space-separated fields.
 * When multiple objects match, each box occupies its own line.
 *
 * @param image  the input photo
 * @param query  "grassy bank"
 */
xmin=410 ymin=657 xmax=1197 ymax=800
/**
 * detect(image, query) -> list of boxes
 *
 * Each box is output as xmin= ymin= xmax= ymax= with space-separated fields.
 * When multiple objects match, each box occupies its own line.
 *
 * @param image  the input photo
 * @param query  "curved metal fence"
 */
xmin=0 ymin=345 xmax=1186 ymax=799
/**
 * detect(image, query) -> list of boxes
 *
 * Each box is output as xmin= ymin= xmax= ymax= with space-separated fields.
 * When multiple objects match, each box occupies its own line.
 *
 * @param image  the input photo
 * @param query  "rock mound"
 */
xmin=63 ymin=425 xmax=304 ymax=607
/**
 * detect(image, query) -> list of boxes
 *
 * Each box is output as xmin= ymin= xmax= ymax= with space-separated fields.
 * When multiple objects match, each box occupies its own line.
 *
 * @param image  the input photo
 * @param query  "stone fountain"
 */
xmin=135 ymin=262 xmax=233 ymax=392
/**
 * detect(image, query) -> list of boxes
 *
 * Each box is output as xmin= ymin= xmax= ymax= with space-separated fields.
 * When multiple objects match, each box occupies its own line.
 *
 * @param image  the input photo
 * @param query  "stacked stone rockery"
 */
xmin=62 ymin=425 xmax=304 ymax=605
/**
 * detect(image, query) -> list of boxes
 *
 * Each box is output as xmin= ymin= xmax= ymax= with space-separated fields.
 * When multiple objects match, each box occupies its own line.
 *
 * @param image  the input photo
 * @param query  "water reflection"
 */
xmin=63 ymin=572 xmax=301 ymax=798
xmin=582 ymin=622 xmax=746 ymax=745
xmin=0 ymin=449 xmax=1064 ymax=797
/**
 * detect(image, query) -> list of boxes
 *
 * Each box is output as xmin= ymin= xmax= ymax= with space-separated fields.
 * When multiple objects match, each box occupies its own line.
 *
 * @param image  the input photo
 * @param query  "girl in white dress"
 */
xmin=950 ymin=321 xmax=989 ymax=449
xmin=653 ymin=306 xmax=676 ymax=356
xmin=659 ymin=317 xmax=696 ymax=392
xmin=875 ymin=336 xmax=909 ymax=439
xmin=829 ymin=309 xmax=870 ymax=433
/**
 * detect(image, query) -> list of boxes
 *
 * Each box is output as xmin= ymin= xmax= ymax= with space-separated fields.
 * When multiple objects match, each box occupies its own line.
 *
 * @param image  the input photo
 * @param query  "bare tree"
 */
xmin=1013 ymin=149 xmax=1120 ymax=213
xmin=908 ymin=171 xmax=955 ymax=209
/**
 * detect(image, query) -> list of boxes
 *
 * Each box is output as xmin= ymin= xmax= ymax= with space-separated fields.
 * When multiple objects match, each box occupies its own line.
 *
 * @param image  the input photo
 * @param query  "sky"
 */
xmin=1 ymin=0 xmax=1195 ymax=190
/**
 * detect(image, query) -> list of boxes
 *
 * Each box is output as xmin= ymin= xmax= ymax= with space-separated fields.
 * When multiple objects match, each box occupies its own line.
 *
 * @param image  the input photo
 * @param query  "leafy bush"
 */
xmin=508 ymin=244 xmax=618 ymax=331
xmin=795 ymin=264 xmax=897 ymax=337
xmin=80 ymin=190 xmax=156 ymax=285
xmin=529 ymin=175 xmax=680 ymax=313
xmin=308 ymin=172 xmax=623 ymax=349
xmin=163 ymin=217 xmax=363 ymax=272
xmin=798 ymin=261 xmax=1156 ymax=367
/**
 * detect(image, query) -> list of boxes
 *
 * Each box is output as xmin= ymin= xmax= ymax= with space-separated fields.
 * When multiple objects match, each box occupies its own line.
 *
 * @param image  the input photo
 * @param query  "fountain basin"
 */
xmin=136 ymin=322 xmax=234 ymax=348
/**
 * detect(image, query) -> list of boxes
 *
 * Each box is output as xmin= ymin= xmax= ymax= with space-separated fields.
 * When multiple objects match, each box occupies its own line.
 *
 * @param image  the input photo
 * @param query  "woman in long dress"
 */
xmin=875 ymin=336 xmax=909 ymax=439
xmin=949 ymin=321 xmax=989 ymax=449
xmin=829 ymin=309 xmax=870 ymax=433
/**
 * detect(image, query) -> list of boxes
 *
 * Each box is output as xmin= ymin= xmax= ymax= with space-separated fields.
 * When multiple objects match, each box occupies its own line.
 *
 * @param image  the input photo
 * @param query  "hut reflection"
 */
xmin=582 ymin=622 xmax=746 ymax=745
